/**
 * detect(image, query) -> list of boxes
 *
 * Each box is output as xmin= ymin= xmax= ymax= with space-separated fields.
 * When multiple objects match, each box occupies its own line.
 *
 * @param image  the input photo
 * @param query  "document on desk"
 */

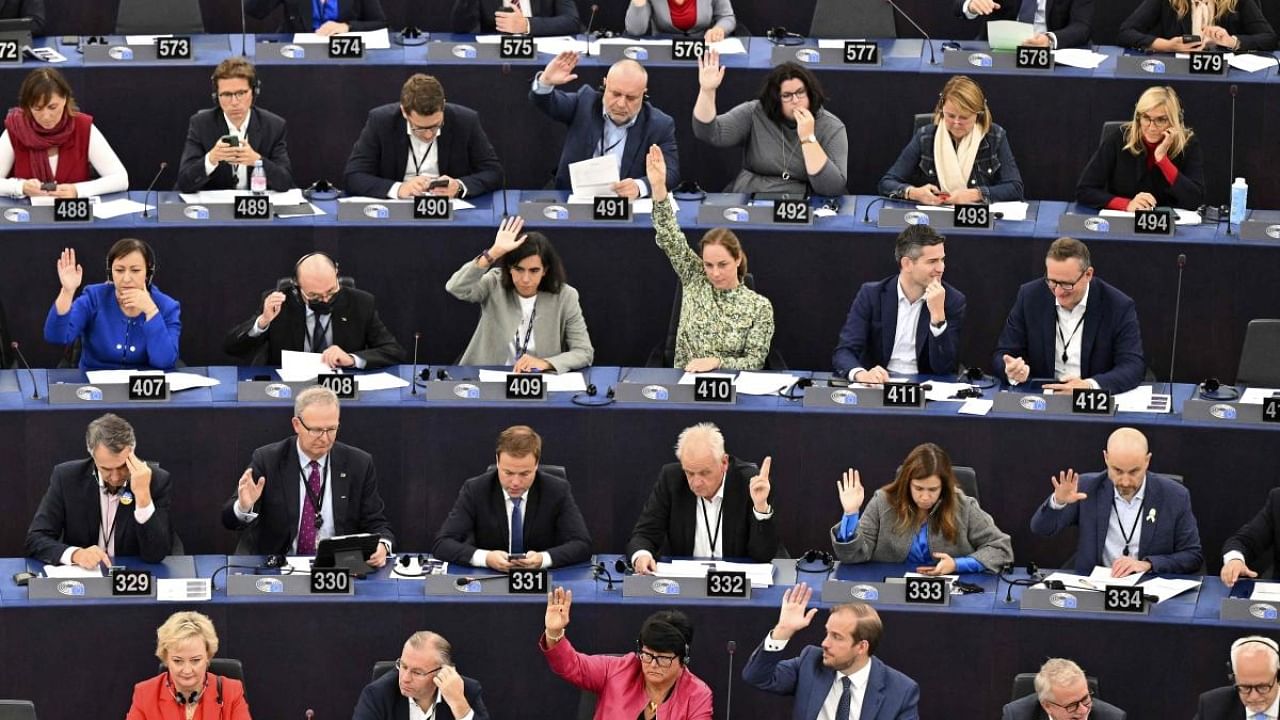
xmin=339 ymin=196 xmax=477 ymax=210
xmin=278 ymin=350 xmax=331 ymax=382
xmin=990 ymin=201 xmax=1029 ymax=222
xmin=1137 ymin=577 xmax=1200 ymax=603
xmin=1227 ymin=52 xmax=1279 ymax=73
xmin=83 ymin=370 xmax=219 ymax=392
xmin=1053 ymin=48 xmax=1108 ymax=69
xmin=1113 ymin=385 xmax=1172 ymax=414
xmin=31 ymin=195 xmax=99 ymax=208
xmin=476 ymin=369 xmax=588 ymax=393
xmin=534 ymin=36 xmax=590 ymax=55
xmin=285 ymin=557 xmax=313 ymax=574
xmin=292 ymin=28 xmax=391 ymax=49
xmin=43 ymin=564 xmax=103 ymax=578
xmin=354 ymin=372 xmax=410 ymax=392
xmin=958 ymin=398 xmax=993 ymax=415
xmin=1239 ymin=387 xmax=1280 ymax=404
xmin=986 ymin=20 xmax=1034 ymax=50
xmin=568 ymin=156 xmax=619 ymax=198
xmin=656 ymin=560 xmax=774 ymax=587
xmin=179 ymin=189 xmax=307 ymax=206
xmin=1088 ymin=566 xmax=1143 ymax=586
xmin=710 ymin=37 xmax=747 ymax=55
xmin=124 ymin=34 xmax=172 ymax=44
xmin=1250 ymin=581 xmax=1280 ymax=601
xmin=923 ymin=381 xmax=977 ymax=402
xmin=1099 ymin=208 xmax=1202 ymax=225
xmin=94 ymin=198 xmax=150 ymax=219
xmin=734 ymin=371 xmax=799 ymax=396
xmin=158 ymin=578 xmax=213 ymax=602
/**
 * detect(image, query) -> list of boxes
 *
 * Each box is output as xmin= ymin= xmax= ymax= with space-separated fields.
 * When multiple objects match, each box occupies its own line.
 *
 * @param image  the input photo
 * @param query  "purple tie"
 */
xmin=297 ymin=461 xmax=321 ymax=555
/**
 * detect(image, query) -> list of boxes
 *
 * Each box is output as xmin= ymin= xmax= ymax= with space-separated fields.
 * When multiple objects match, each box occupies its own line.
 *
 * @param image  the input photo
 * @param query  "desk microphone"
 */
xmin=141 ymin=161 xmax=168 ymax=219
xmin=454 ymin=574 xmax=509 ymax=587
xmin=883 ymin=0 xmax=936 ymax=63
xmin=1167 ymin=253 xmax=1187 ymax=394
xmin=498 ymin=64 xmax=512 ymax=218
xmin=724 ymin=641 xmax=737 ymax=720
xmin=583 ymin=4 xmax=598 ymax=56
xmin=11 ymin=341 xmax=38 ymax=399
xmin=615 ymin=557 xmax=635 ymax=574
xmin=409 ymin=332 xmax=421 ymax=395
xmin=862 ymin=196 xmax=888 ymax=223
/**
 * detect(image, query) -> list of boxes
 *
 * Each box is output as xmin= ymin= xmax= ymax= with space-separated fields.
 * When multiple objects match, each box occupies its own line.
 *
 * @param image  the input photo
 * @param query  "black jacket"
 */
xmin=177 ymin=106 xmax=295 ymax=193
xmin=246 ymin=0 xmax=387 ymax=32
xmin=953 ymin=0 xmax=1093 ymax=49
xmin=0 ymin=0 xmax=44 ymax=35
xmin=1222 ymin=486 xmax=1280 ymax=575
xmin=1075 ymin=123 xmax=1204 ymax=210
xmin=1118 ymin=0 xmax=1276 ymax=51
xmin=352 ymin=668 xmax=489 ymax=720
xmin=451 ymin=0 xmax=581 ymax=35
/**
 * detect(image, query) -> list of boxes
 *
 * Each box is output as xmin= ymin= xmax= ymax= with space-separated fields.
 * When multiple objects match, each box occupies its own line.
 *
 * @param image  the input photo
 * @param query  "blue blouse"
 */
xmin=44 ymin=283 xmax=182 ymax=370
xmin=312 ymin=0 xmax=339 ymax=29
xmin=838 ymin=512 xmax=983 ymax=574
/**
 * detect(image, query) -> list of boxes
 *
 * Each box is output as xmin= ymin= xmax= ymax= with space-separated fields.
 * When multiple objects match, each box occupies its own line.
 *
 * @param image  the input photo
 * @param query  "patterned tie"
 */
xmin=297 ymin=461 xmax=322 ymax=555
xmin=310 ymin=314 xmax=328 ymax=354
xmin=834 ymin=677 xmax=852 ymax=720
xmin=510 ymin=498 xmax=525 ymax=554
xmin=1017 ymin=0 xmax=1037 ymax=24
xmin=509 ymin=0 xmax=522 ymax=9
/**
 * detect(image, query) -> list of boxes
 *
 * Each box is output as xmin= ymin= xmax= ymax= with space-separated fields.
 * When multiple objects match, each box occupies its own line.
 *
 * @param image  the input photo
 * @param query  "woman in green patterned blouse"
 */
xmin=645 ymin=145 xmax=775 ymax=371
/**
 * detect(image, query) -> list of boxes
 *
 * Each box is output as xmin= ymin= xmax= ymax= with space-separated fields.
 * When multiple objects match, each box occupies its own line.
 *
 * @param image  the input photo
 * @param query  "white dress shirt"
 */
xmin=388 ymin=125 xmax=442 ymax=200
xmin=408 ymin=689 xmax=475 ymax=720
xmin=1248 ymin=695 xmax=1280 ymax=720
xmin=848 ymin=279 xmax=945 ymax=380
xmin=691 ymin=480 xmax=727 ymax=558
xmin=0 ymin=126 xmax=129 ymax=198
xmin=204 ymin=113 xmax=251 ymax=189
xmin=234 ymin=443 xmax=336 ymax=553
xmin=1103 ymin=477 xmax=1146 ymax=566
xmin=818 ymin=660 xmax=872 ymax=720
xmin=58 ymin=467 xmax=156 ymax=565
xmin=1054 ymin=283 xmax=1098 ymax=388
xmin=468 ymin=488 xmax=553 ymax=569
xmin=506 ymin=295 xmax=538 ymax=363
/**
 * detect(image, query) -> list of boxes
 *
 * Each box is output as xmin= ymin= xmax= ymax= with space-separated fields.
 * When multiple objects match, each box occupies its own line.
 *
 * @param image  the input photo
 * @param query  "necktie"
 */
xmin=1017 ymin=0 xmax=1037 ymax=24
xmin=310 ymin=313 xmax=328 ymax=354
xmin=510 ymin=0 xmax=522 ymax=9
xmin=510 ymin=498 xmax=525 ymax=554
xmin=834 ymin=677 xmax=852 ymax=720
xmin=1254 ymin=714 xmax=1268 ymax=720
xmin=297 ymin=461 xmax=322 ymax=555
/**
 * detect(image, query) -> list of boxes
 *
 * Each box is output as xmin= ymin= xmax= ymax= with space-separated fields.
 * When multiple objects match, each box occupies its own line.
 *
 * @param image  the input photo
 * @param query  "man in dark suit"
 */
xmin=994 ymin=236 xmax=1145 ymax=395
xmin=343 ymin=74 xmax=502 ymax=200
xmin=1030 ymin=427 xmax=1202 ymax=577
xmin=1002 ymin=658 xmax=1126 ymax=719
xmin=246 ymin=0 xmax=386 ymax=34
xmin=1221 ymin=488 xmax=1280 ymax=587
xmin=531 ymin=51 xmax=679 ymax=198
xmin=0 ymin=0 xmax=44 ymax=35
xmin=626 ymin=422 xmax=777 ymax=574
xmin=954 ymin=0 xmax=1093 ymax=49
xmin=353 ymin=631 xmax=490 ymax=720
xmin=177 ymin=57 xmax=294 ymax=193
xmin=451 ymin=0 xmax=581 ymax=36
xmin=433 ymin=425 xmax=591 ymax=570
xmin=224 ymin=251 xmax=404 ymax=369
xmin=1195 ymin=637 xmax=1280 ymax=720
xmin=221 ymin=386 xmax=394 ymax=565
xmin=25 ymin=414 xmax=172 ymax=567
xmin=832 ymin=224 xmax=966 ymax=382
xmin=744 ymin=583 xmax=919 ymax=720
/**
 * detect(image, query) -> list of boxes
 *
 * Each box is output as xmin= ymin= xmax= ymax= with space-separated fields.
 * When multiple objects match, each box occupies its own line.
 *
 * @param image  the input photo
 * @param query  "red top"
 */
xmin=667 ymin=0 xmax=698 ymax=32
xmin=542 ymin=635 xmax=713 ymax=720
xmin=1105 ymin=138 xmax=1180 ymax=210
xmin=125 ymin=673 xmax=252 ymax=720
xmin=9 ymin=112 xmax=93 ymax=183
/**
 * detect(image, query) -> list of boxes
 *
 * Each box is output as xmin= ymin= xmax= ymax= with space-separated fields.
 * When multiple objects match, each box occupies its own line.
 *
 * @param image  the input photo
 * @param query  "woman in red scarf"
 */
xmin=0 ymin=67 xmax=128 ymax=198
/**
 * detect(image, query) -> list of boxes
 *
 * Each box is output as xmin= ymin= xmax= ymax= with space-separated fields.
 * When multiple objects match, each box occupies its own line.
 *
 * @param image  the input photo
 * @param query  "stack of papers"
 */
xmin=179 ymin=188 xmax=308 ymax=206
xmin=476 ymin=369 xmax=588 ymax=393
xmin=654 ymin=560 xmax=775 ymax=587
xmin=1035 ymin=566 xmax=1199 ymax=603
xmin=339 ymin=196 xmax=477 ymax=210
xmin=292 ymin=28 xmax=391 ymax=49
xmin=84 ymin=370 xmax=220 ymax=392
xmin=1113 ymin=385 xmax=1172 ymax=414
xmin=43 ymin=564 xmax=103 ymax=578
xmin=1240 ymin=387 xmax=1280 ymax=404
xmin=1139 ymin=577 xmax=1200 ymax=603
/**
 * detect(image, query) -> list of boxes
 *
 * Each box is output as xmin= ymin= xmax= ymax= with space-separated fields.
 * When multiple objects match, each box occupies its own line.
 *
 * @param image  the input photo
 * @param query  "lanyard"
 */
xmin=300 ymin=459 xmax=330 ymax=531
xmin=408 ymin=140 xmax=435 ymax=178
xmin=97 ymin=468 xmax=123 ymax=551
xmin=1112 ymin=497 xmax=1143 ymax=557
xmin=699 ymin=497 xmax=723 ymax=556
xmin=1056 ymin=314 xmax=1086 ymax=364
xmin=514 ymin=303 xmax=537 ymax=359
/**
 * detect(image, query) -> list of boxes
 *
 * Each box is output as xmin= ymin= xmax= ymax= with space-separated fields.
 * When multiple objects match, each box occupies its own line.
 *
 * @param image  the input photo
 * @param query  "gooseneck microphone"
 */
xmin=862 ymin=196 xmax=888 ymax=223
xmin=883 ymin=0 xmax=936 ymax=64
xmin=239 ymin=0 xmax=249 ymax=55
xmin=454 ymin=574 xmax=509 ymax=587
xmin=724 ymin=641 xmax=737 ymax=720
xmin=1167 ymin=253 xmax=1187 ymax=394
xmin=583 ymin=4 xmax=598 ymax=57
xmin=410 ymin=332 xmax=421 ymax=396
xmin=11 ymin=341 xmax=39 ymax=399
xmin=141 ymin=162 xmax=168 ymax=219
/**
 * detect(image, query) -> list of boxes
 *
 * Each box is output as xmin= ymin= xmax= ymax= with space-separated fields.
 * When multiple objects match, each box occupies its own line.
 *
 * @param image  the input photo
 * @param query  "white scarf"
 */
xmin=1191 ymin=0 xmax=1213 ymax=36
xmin=933 ymin=124 xmax=985 ymax=195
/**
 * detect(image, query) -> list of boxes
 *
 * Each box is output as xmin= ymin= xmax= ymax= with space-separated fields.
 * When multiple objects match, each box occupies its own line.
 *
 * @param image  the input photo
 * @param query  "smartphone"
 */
xmin=40 ymin=181 xmax=56 ymax=192
xmin=508 ymin=553 xmax=526 ymax=561
xmin=220 ymin=134 xmax=240 ymax=147
xmin=1181 ymin=34 xmax=1201 ymax=43
xmin=427 ymin=179 xmax=449 ymax=190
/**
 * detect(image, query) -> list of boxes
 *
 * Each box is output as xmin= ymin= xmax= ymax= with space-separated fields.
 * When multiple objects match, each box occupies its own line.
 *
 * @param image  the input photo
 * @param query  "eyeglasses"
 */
xmin=296 ymin=417 xmax=339 ymax=438
xmin=1236 ymin=679 xmax=1277 ymax=696
xmin=217 ymin=89 xmax=252 ymax=101
xmin=394 ymin=659 xmax=441 ymax=680
xmin=301 ymin=287 xmax=339 ymax=303
xmin=635 ymin=650 xmax=680 ymax=668
xmin=1138 ymin=113 xmax=1171 ymax=128
xmin=1044 ymin=692 xmax=1093 ymax=714
xmin=1044 ymin=268 xmax=1088 ymax=292
xmin=409 ymin=120 xmax=444 ymax=137
xmin=779 ymin=88 xmax=808 ymax=103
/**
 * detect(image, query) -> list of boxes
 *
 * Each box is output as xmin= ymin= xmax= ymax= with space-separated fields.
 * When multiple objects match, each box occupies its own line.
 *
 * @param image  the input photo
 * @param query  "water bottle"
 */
xmin=251 ymin=160 xmax=267 ymax=194
xmin=1230 ymin=177 xmax=1248 ymax=225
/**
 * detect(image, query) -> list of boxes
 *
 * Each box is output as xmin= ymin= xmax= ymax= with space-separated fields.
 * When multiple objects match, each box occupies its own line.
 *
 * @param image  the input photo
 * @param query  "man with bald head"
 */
xmin=1195 ymin=636 xmax=1280 ymax=720
xmin=353 ymin=630 xmax=490 ymax=720
xmin=626 ymin=422 xmax=778 ymax=574
xmin=1030 ymin=427 xmax=1201 ymax=577
xmin=224 ymin=251 xmax=404 ymax=368
xmin=530 ymin=51 xmax=679 ymax=198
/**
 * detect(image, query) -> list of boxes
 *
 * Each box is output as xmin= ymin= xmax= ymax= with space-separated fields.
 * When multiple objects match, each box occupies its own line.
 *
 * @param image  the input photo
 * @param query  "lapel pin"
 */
xmin=119 ymin=490 xmax=134 ymax=506
xmin=1146 ymin=508 xmax=1157 ymax=523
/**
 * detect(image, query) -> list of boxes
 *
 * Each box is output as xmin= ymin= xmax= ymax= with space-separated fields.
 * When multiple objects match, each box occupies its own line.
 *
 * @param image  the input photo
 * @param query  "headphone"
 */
xmin=958 ymin=366 xmax=999 ymax=390
xmin=1199 ymin=377 xmax=1240 ymax=401
xmin=285 ymin=252 xmax=341 ymax=304
xmin=210 ymin=63 xmax=263 ymax=105
xmin=572 ymin=384 xmax=616 ymax=407
xmin=166 ymin=672 xmax=223 ymax=707
xmin=765 ymin=26 xmax=805 ymax=46
xmin=106 ymin=239 xmax=158 ymax=289
xmin=796 ymin=548 xmax=835 ymax=574
xmin=1227 ymin=636 xmax=1280 ymax=682
xmin=934 ymin=81 xmax=988 ymax=120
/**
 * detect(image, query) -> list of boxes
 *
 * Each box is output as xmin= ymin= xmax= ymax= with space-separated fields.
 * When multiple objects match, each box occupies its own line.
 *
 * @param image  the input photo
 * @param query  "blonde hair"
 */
xmin=933 ymin=75 xmax=992 ymax=133
xmin=1122 ymin=86 xmax=1194 ymax=158
xmin=1169 ymin=0 xmax=1238 ymax=20
xmin=155 ymin=611 xmax=219 ymax=662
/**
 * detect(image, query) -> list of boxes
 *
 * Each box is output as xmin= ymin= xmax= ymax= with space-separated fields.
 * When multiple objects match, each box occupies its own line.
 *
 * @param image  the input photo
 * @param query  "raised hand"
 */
xmin=489 ymin=216 xmax=527 ymax=260
xmin=545 ymin=585 xmax=573 ymax=634
xmin=236 ymin=468 xmax=266 ymax=512
xmin=646 ymin=144 xmax=668 ymax=202
xmin=1002 ymin=354 xmax=1029 ymax=385
xmin=259 ymin=290 xmax=286 ymax=327
xmin=540 ymin=51 xmax=580 ymax=86
xmin=1050 ymin=469 xmax=1087 ymax=505
xmin=697 ymin=49 xmax=724 ymax=91
xmin=837 ymin=469 xmax=864 ymax=515
xmin=772 ymin=583 xmax=818 ymax=641
xmin=750 ymin=456 xmax=772 ymax=513
xmin=57 ymin=247 xmax=83 ymax=293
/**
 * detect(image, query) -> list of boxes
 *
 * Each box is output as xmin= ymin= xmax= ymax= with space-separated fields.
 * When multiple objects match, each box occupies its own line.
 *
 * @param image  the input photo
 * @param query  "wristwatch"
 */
xmin=801 ymin=134 xmax=817 ymax=145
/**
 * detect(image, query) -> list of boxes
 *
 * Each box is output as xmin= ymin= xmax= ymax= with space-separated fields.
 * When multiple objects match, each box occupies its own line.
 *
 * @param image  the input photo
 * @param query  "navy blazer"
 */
xmin=431 ymin=468 xmax=593 ymax=567
xmin=832 ymin=275 xmax=966 ymax=378
xmin=220 ymin=438 xmax=394 ymax=555
xmin=1029 ymin=471 xmax=1203 ymax=575
xmin=245 ymin=0 xmax=387 ymax=32
xmin=1221 ymin=486 xmax=1280 ymax=574
xmin=530 ymin=84 xmax=679 ymax=191
xmin=992 ymin=277 xmax=1145 ymax=394
xmin=177 ymin=107 xmax=295 ymax=193
xmin=223 ymin=285 xmax=405 ymax=368
xmin=25 ymin=459 xmax=173 ymax=565
xmin=451 ymin=0 xmax=581 ymax=35
xmin=1193 ymin=686 xmax=1246 ymax=720
xmin=1002 ymin=693 xmax=1126 ymax=720
xmin=352 ymin=666 xmax=490 ymax=720
xmin=953 ymin=0 xmax=1094 ymax=48
xmin=0 ymin=0 xmax=44 ymax=35
xmin=343 ymin=102 xmax=502 ymax=199
xmin=1075 ymin=124 xmax=1205 ymax=210
xmin=742 ymin=644 xmax=919 ymax=720
xmin=1118 ymin=0 xmax=1276 ymax=50
xmin=625 ymin=457 xmax=778 ymax=563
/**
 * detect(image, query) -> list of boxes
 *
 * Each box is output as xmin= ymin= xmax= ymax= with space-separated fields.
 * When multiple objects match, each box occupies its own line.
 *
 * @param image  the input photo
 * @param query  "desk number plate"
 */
xmin=1015 ymin=45 xmax=1053 ymax=70
xmin=54 ymin=197 xmax=93 ymax=223
xmin=317 ymin=374 xmax=357 ymax=399
xmin=508 ymin=569 xmax=548 ymax=594
xmin=500 ymin=35 xmax=535 ymax=59
xmin=234 ymin=195 xmax=271 ymax=220
xmin=414 ymin=196 xmax=452 ymax=220
xmin=707 ymin=570 xmax=749 ymax=598
xmin=0 ymin=39 xmax=19 ymax=63
xmin=773 ymin=199 xmax=810 ymax=224
xmin=128 ymin=375 xmax=169 ymax=401
xmin=1104 ymin=585 xmax=1145 ymax=613
xmin=112 ymin=569 xmax=153 ymax=596
xmin=329 ymin=35 xmax=364 ymax=59
xmin=1134 ymin=208 xmax=1173 ymax=235
xmin=157 ymin=36 xmax=193 ymax=60
xmin=953 ymin=203 xmax=991 ymax=229
xmin=506 ymin=373 xmax=546 ymax=400
xmin=904 ymin=576 xmax=947 ymax=604
xmin=672 ymin=38 xmax=705 ymax=60
xmin=883 ymin=382 xmax=923 ymax=407
xmin=1071 ymin=388 xmax=1112 ymax=414
xmin=693 ymin=375 xmax=734 ymax=403
xmin=843 ymin=41 xmax=879 ymax=64
xmin=1263 ymin=396 xmax=1280 ymax=423
xmin=310 ymin=568 xmax=351 ymax=594
xmin=1189 ymin=52 xmax=1226 ymax=75
xmin=593 ymin=196 xmax=631 ymax=222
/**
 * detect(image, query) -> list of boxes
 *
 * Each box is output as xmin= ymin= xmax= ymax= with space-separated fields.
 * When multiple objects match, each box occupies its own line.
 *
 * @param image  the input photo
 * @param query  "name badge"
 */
xmin=508 ymin=569 xmax=548 ymax=594
xmin=54 ymin=197 xmax=94 ymax=223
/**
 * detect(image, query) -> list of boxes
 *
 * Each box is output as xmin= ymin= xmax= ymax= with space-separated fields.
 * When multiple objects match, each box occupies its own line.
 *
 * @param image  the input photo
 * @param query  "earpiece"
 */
xmin=105 ymin=239 xmax=158 ymax=289
xmin=796 ymin=548 xmax=835 ymax=574
xmin=1227 ymin=636 xmax=1280 ymax=683
xmin=1199 ymin=377 xmax=1240 ymax=401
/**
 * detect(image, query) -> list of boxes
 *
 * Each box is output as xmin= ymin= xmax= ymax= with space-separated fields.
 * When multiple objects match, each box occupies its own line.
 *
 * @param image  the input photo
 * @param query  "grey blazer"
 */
xmin=831 ymin=489 xmax=1013 ymax=571
xmin=446 ymin=261 xmax=594 ymax=373
xmin=624 ymin=0 xmax=736 ymax=35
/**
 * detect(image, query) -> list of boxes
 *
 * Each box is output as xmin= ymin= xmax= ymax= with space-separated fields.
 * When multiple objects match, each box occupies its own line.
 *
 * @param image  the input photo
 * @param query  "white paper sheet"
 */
xmin=124 ymin=34 xmax=172 ymax=44
xmin=43 ymin=564 xmax=104 ymax=578
xmin=157 ymin=578 xmax=213 ymax=602
xmin=677 ymin=372 xmax=735 ymax=385
xmin=990 ymin=201 xmax=1030 ymax=221
xmin=1112 ymin=384 xmax=1172 ymax=414
xmin=1137 ymin=577 xmax=1200 ymax=603
xmin=1227 ymin=52 xmax=1279 ymax=72
xmin=986 ymin=20 xmax=1034 ymax=50
xmin=1250 ymin=581 xmax=1280 ymax=601
xmin=83 ymin=370 xmax=218 ymax=392
xmin=817 ymin=38 xmax=868 ymax=48
xmin=958 ymin=398 xmax=993 ymax=415
xmin=568 ymin=156 xmax=619 ymax=198
xmin=354 ymin=372 xmax=410 ymax=391
xmin=276 ymin=204 xmax=326 ymax=218
xmin=709 ymin=37 xmax=747 ymax=55
xmin=285 ymin=556 xmax=313 ymax=574
xmin=1087 ymin=565 xmax=1144 ymax=586
xmin=1239 ymin=387 xmax=1280 ymax=404
xmin=535 ymin=37 xmax=590 ymax=55
xmin=291 ymin=27 xmax=390 ymax=49
xmin=165 ymin=372 xmax=221 ymax=392
xmin=94 ymin=198 xmax=151 ymax=219
xmin=1053 ymin=48 xmax=1108 ymax=69
xmin=31 ymin=195 xmax=99 ymax=208
xmin=178 ymin=188 xmax=306 ymax=206
xmin=656 ymin=559 xmax=774 ymax=586
xmin=734 ymin=371 xmax=798 ymax=396
xmin=476 ymin=369 xmax=588 ymax=392
xmin=277 ymin=350 xmax=331 ymax=382
xmin=1098 ymin=208 xmax=1201 ymax=225
xmin=923 ymin=381 xmax=977 ymax=402
xmin=337 ymin=196 xmax=476 ymax=210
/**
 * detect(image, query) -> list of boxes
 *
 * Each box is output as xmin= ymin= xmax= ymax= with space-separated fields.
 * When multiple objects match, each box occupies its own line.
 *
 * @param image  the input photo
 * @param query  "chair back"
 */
xmin=913 ymin=113 xmax=934 ymax=132
xmin=372 ymin=660 xmax=397 ymax=682
xmin=809 ymin=0 xmax=896 ymax=38
xmin=1100 ymin=120 xmax=1126 ymax=146
xmin=0 ymin=701 xmax=37 ymax=720
xmin=115 ymin=0 xmax=205 ymax=34
xmin=1237 ymin=319 xmax=1280 ymax=386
